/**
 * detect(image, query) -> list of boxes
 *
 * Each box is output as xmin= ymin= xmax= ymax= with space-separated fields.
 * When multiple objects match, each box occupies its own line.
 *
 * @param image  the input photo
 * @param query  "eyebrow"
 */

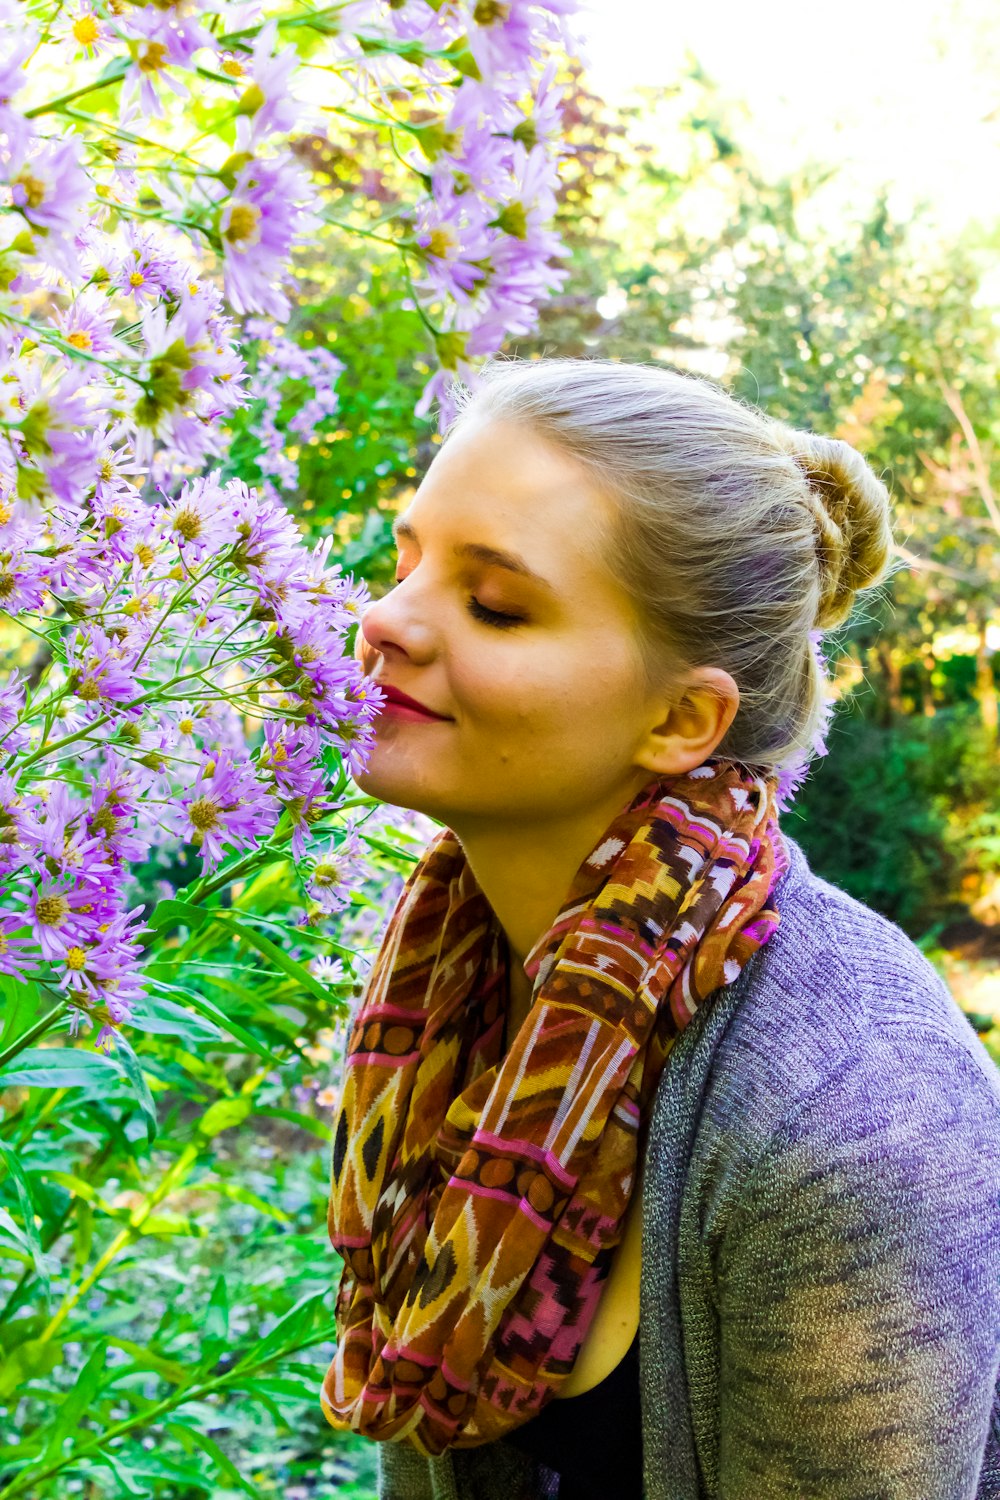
xmin=392 ymin=517 xmax=555 ymax=592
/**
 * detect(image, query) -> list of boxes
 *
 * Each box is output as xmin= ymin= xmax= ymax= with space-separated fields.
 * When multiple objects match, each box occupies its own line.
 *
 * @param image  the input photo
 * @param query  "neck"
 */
xmin=450 ymin=773 xmax=655 ymax=997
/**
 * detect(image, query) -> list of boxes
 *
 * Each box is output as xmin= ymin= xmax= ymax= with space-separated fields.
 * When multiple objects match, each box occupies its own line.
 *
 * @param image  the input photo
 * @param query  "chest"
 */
xmin=556 ymin=1161 xmax=644 ymax=1398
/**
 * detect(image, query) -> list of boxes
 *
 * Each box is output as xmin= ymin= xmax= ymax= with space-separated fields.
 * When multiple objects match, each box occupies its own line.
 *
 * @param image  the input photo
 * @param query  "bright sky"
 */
xmin=576 ymin=0 xmax=1000 ymax=242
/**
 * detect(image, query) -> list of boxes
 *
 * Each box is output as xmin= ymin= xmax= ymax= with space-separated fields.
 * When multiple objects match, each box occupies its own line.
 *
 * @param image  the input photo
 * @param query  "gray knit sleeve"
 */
xmin=713 ymin=1026 xmax=1000 ymax=1500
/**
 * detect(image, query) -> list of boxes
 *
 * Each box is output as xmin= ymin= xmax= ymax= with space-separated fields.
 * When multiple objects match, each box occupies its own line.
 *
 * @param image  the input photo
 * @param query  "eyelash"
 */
xmin=466 ymin=597 xmax=525 ymax=630
xmin=392 ymin=576 xmax=524 ymax=631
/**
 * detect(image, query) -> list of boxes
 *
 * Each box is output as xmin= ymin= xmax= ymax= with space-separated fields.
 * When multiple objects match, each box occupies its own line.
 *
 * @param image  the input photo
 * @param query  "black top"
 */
xmin=503 ymin=1329 xmax=643 ymax=1499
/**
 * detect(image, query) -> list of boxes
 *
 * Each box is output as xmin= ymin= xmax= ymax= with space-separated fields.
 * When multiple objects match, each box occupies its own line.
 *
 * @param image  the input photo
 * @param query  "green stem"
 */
xmin=23 ymin=59 xmax=129 ymax=119
xmin=0 ymin=1317 xmax=334 ymax=1498
xmin=38 ymin=1143 xmax=199 ymax=1347
xmin=0 ymin=1001 xmax=69 ymax=1072
xmin=0 ymin=310 xmax=151 ymax=391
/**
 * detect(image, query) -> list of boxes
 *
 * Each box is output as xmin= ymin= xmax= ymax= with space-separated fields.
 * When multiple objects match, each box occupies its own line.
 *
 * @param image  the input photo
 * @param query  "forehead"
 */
xmin=406 ymin=416 xmax=617 ymax=580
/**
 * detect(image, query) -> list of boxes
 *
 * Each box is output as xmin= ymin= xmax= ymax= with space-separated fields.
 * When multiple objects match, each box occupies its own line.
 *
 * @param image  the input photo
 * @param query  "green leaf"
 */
xmin=110 ymin=1033 xmax=158 ymax=1144
xmin=147 ymin=898 xmax=212 ymax=934
xmin=0 ymin=974 xmax=41 ymax=1049
xmin=197 ymin=1095 xmax=252 ymax=1137
xmin=205 ymin=1272 xmax=229 ymax=1344
xmin=254 ymin=1104 xmax=332 ymax=1142
xmin=196 ymin=1180 xmax=291 ymax=1222
xmin=125 ymin=991 xmax=221 ymax=1045
xmin=0 ymin=1047 xmax=125 ymax=1090
xmin=215 ymin=913 xmax=338 ymax=1006
xmin=166 ymin=1425 xmax=255 ymax=1495
xmin=88 ymin=1448 xmax=153 ymax=1497
xmin=105 ymin=1337 xmax=187 ymax=1386
xmin=145 ymin=981 xmax=281 ymax=1064
xmin=0 ymin=1335 xmax=62 ymax=1399
xmin=0 ymin=1140 xmax=47 ymax=1292
xmin=232 ymin=1290 xmax=330 ymax=1369
xmin=43 ymin=1338 xmax=107 ymax=1463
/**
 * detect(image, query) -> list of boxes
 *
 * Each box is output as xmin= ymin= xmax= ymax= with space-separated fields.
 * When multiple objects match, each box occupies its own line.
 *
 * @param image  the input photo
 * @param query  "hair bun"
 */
xmin=774 ymin=425 xmax=895 ymax=630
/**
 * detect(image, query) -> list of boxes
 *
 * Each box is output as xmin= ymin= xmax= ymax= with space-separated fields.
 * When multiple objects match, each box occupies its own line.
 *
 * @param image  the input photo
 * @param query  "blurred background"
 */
xmin=290 ymin=0 xmax=1000 ymax=1036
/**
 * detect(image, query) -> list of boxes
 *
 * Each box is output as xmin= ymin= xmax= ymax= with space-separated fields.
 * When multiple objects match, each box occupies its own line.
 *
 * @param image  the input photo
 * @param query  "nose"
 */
xmin=356 ymin=580 xmax=437 ymax=671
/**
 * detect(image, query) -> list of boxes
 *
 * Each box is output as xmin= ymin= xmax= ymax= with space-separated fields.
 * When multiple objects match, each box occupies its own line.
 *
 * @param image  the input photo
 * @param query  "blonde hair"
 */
xmin=448 ymin=357 xmax=896 ymax=771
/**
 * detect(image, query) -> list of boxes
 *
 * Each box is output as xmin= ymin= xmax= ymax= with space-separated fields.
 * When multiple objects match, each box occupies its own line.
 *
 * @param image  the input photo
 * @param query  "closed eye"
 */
xmin=466 ymin=597 xmax=525 ymax=630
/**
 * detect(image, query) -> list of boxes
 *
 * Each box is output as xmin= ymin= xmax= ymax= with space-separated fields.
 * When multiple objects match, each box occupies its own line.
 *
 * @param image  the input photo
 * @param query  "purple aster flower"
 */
xmin=64 ymin=3 xmax=111 ymax=59
xmin=231 ymin=20 xmax=307 ymax=142
xmin=4 ymin=117 xmax=90 ymax=268
xmin=55 ymin=290 xmax=126 ymax=359
xmin=466 ymin=0 xmax=576 ymax=87
xmin=112 ymin=223 xmax=187 ymax=304
xmin=57 ymin=903 xmax=146 ymax=1015
xmin=306 ymin=828 xmax=367 ymax=915
xmin=85 ymin=752 xmax=151 ymax=867
xmin=0 ymin=547 xmax=53 ymax=615
xmin=25 ymin=876 xmax=112 ymax=961
xmin=0 ymin=674 xmax=28 ymax=755
xmin=0 ymin=906 xmax=39 ymax=979
xmin=162 ymin=472 xmax=239 ymax=559
xmin=118 ymin=5 xmax=210 ymax=118
xmin=220 ymin=146 xmax=319 ymax=320
xmin=175 ymin=749 xmax=280 ymax=872
xmin=65 ymin=623 xmax=140 ymax=712
xmin=0 ymin=5 xmax=36 ymax=129
xmin=23 ymin=780 xmax=115 ymax=884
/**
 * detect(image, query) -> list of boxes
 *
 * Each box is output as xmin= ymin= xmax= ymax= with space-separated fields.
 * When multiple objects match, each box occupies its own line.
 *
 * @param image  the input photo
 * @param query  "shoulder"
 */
xmin=719 ymin=834 xmax=999 ymax=1114
xmin=670 ymin=835 xmax=1000 ymax=1221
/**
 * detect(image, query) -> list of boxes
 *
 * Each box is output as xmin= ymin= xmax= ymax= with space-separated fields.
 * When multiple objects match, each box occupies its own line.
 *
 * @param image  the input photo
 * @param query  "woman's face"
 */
xmin=354 ymin=415 xmax=676 ymax=832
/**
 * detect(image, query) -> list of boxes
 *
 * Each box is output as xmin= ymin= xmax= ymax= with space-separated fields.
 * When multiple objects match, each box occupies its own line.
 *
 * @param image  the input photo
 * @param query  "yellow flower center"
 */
xmin=15 ymin=173 xmax=46 ymax=210
xmin=178 ymin=717 xmax=194 ymax=734
xmin=223 ymin=203 xmax=261 ymax=247
xmin=129 ymin=270 xmax=145 ymax=288
xmin=72 ymin=14 xmax=100 ymax=45
xmin=66 ymin=945 xmax=88 ymax=971
xmin=36 ymin=894 xmax=69 ymax=925
xmin=188 ymin=797 xmax=220 ymax=832
xmin=312 ymin=860 xmax=341 ymax=888
xmin=67 ymin=329 xmax=93 ymax=350
xmin=172 ymin=507 xmax=202 ymax=541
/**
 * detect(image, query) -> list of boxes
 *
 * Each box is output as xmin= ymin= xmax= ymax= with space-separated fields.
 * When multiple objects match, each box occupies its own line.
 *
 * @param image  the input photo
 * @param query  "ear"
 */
xmin=633 ymin=668 xmax=740 ymax=777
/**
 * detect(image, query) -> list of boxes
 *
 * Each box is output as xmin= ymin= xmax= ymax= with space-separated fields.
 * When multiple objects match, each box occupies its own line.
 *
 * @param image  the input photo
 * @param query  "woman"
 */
xmin=321 ymin=359 xmax=1000 ymax=1500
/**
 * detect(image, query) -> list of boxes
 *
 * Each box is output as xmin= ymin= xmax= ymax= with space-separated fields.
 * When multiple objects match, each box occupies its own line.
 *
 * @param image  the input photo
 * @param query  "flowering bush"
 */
xmin=0 ymin=0 xmax=577 ymax=1491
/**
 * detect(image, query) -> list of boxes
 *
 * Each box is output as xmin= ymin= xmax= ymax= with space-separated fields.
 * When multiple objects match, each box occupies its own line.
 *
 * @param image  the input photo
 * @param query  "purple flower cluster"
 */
xmin=0 ymin=470 xmax=382 ymax=1047
xmin=333 ymin=2 xmax=578 ymax=422
xmin=0 ymin=0 xmax=577 ymax=1047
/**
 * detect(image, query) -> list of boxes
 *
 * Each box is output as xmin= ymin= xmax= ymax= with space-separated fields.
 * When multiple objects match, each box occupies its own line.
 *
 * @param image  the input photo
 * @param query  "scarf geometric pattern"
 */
xmin=322 ymin=762 xmax=788 ymax=1455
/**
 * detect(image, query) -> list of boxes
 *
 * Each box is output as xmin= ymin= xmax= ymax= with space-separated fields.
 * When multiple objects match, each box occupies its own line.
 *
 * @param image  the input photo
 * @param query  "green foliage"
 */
xmin=785 ymin=699 xmax=999 ymax=931
xmin=0 ymin=806 xmax=428 ymax=1498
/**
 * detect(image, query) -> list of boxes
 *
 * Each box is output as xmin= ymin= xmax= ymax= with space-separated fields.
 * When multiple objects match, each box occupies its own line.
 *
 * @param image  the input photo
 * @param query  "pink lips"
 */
xmin=377 ymin=684 xmax=451 ymax=723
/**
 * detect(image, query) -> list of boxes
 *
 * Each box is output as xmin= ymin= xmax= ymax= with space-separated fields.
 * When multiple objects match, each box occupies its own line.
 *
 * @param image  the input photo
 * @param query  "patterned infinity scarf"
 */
xmin=323 ymin=762 xmax=788 ymax=1454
